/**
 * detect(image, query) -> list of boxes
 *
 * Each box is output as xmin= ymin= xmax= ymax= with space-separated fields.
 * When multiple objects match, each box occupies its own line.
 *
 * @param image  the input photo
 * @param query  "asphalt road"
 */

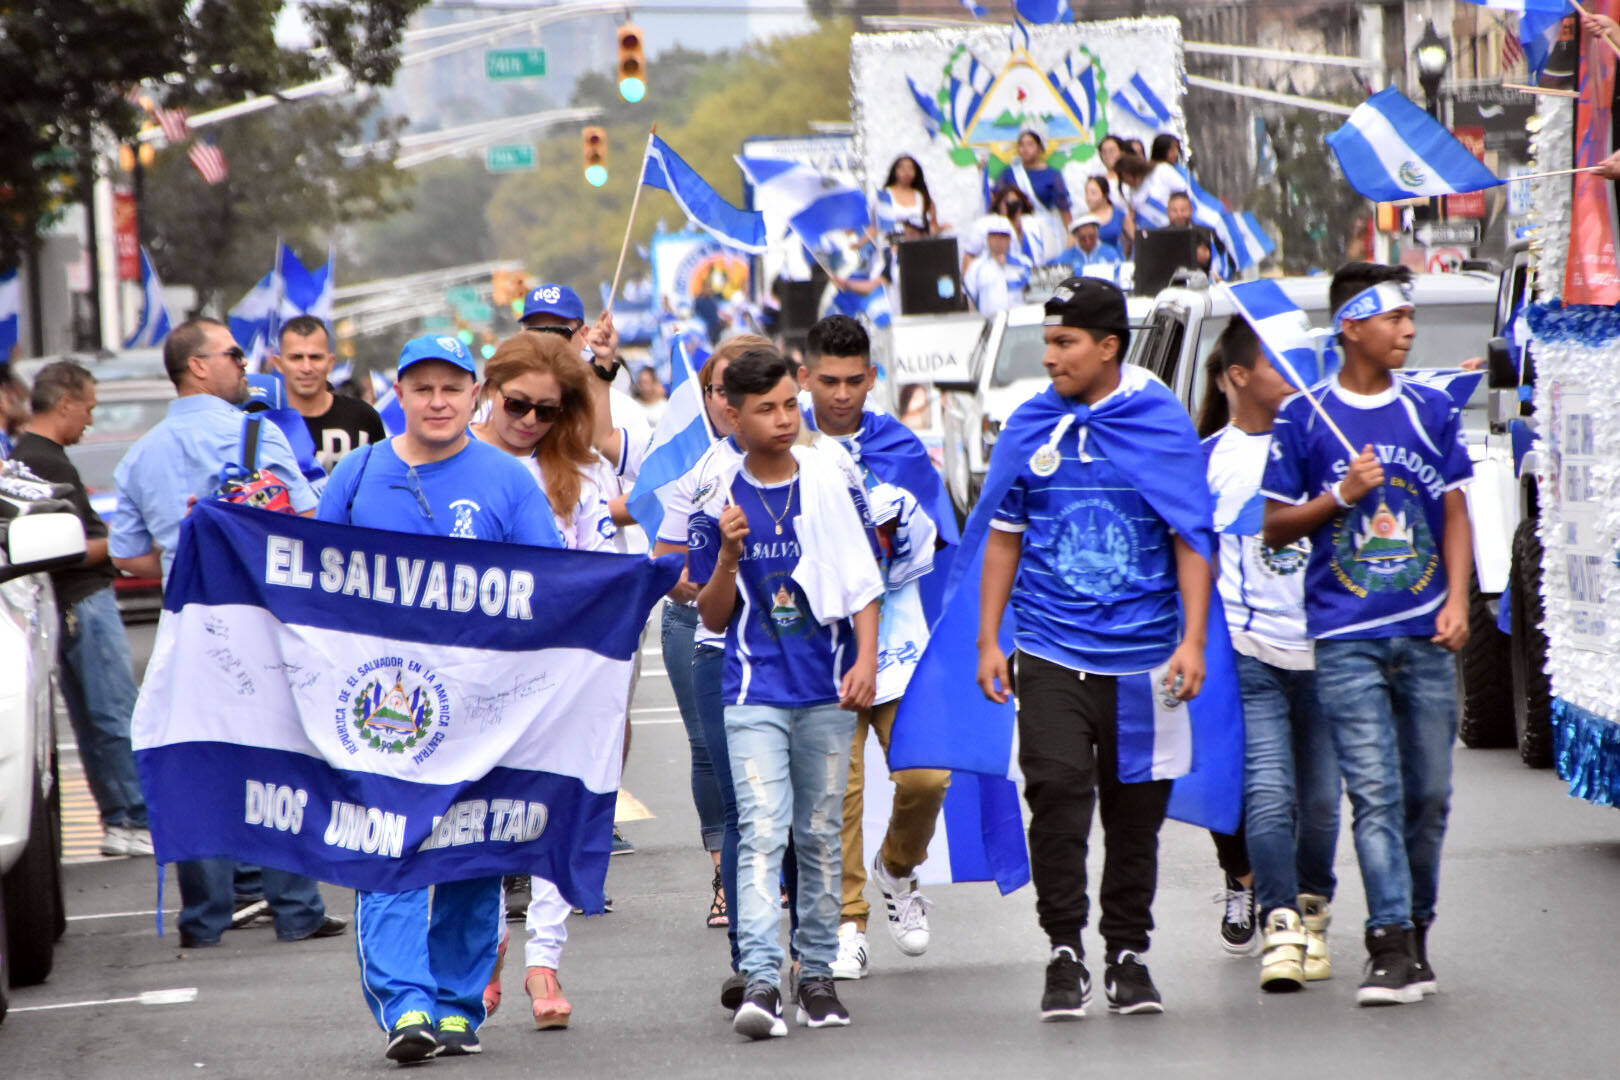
xmin=7 ymin=619 xmax=1620 ymax=1079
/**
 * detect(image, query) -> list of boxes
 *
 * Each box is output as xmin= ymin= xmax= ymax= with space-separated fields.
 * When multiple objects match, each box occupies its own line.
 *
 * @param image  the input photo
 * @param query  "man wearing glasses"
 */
xmin=110 ymin=317 xmax=342 ymax=948
xmin=318 ymin=334 xmax=564 ymax=1062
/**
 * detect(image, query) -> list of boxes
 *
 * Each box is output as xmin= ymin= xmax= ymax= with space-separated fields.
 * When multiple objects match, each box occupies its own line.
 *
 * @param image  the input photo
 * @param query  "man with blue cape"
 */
xmin=888 ymin=277 xmax=1243 ymax=1022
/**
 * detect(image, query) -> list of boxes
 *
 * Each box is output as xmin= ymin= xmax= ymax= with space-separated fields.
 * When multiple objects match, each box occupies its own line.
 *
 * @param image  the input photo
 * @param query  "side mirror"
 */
xmin=1484 ymin=337 xmax=1517 ymax=390
xmin=0 ymin=512 xmax=87 ymax=585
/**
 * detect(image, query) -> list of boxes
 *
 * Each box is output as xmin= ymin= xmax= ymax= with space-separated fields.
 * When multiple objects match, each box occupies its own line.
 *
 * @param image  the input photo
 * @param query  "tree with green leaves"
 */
xmin=1246 ymin=110 xmax=1368 ymax=274
xmin=0 ymin=0 xmax=425 ymax=274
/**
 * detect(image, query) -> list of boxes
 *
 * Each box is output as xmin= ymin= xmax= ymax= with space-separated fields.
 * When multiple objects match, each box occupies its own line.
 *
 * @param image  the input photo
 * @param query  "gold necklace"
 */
xmin=759 ymin=473 xmax=798 ymax=535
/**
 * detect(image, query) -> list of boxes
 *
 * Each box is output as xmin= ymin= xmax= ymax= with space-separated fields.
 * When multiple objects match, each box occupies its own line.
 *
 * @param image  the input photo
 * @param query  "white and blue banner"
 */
xmin=1221 ymin=280 xmax=1335 ymax=390
xmin=123 ymin=247 xmax=173 ymax=349
xmin=626 ymin=338 xmax=712 ymax=536
xmin=1111 ymin=72 xmax=1174 ymax=132
xmin=1326 ymin=87 xmax=1503 ymax=202
xmin=132 ymin=501 xmax=680 ymax=908
xmin=0 ymin=266 xmax=19 ymax=356
xmin=643 ymin=134 xmax=767 ymax=254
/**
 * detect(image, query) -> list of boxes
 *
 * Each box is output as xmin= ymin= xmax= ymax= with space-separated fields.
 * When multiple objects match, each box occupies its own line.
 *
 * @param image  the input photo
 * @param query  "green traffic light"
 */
xmin=585 ymin=164 xmax=609 ymax=187
xmin=511 ymin=298 xmax=525 ymax=317
xmin=457 ymin=329 xmax=474 ymax=345
xmin=619 ymin=76 xmax=646 ymax=103
xmin=481 ymin=344 xmax=497 ymax=360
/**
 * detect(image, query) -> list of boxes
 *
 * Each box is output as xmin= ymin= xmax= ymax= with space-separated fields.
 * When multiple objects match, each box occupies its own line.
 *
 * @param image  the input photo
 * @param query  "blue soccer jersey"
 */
xmin=991 ymin=419 xmax=1181 ymax=675
xmin=687 ymin=467 xmax=857 ymax=708
xmin=1260 ymin=374 xmax=1472 ymax=640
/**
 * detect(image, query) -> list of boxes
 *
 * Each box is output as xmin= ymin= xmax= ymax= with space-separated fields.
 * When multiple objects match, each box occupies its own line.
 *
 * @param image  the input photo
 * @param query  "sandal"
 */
xmin=483 ymin=927 xmax=509 ymax=1017
xmin=706 ymin=868 xmax=729 ymax=928
xmin=526 ymin=966 xmax=572 ymax=1030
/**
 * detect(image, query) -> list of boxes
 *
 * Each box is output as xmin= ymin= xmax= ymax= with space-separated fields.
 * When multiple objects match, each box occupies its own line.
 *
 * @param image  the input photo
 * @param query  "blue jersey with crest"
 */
xmin=991 ymin=413 xmax=1180 ymax=675
xmin=1260 ymin=374 xmax=1472 ymax=640
xmin=688 ymin=468 xmax=855 ymax=708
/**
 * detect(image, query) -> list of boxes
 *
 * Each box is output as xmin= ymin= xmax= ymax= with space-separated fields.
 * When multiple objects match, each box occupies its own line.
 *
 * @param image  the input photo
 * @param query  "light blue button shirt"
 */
xmin=111 ymin=394 xmax=317 ymax=584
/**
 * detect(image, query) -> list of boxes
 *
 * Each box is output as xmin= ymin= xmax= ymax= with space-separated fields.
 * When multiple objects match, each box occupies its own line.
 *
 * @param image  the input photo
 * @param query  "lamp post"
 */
xmin=1413 ymin=20 xmax=1451 ymax=223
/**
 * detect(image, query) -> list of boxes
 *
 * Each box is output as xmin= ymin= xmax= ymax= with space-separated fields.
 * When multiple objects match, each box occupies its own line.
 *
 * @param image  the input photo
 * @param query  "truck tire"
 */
xmin=1456 ymin=578 xmax=1514 ymax=748
xmin=1509 ymin=519 xmax=1554 ymax=768
xmin=0 ymin=888 xmax=10 ymax=1022
xmin=1 ymin=777 xmax=61 ymax=986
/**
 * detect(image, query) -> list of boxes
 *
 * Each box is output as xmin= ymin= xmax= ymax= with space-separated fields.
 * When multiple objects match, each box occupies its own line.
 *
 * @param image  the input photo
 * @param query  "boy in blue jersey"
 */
xmin=1261 ymin=262 xmax=1473 ymax=1008
xmin=977 ymin=279 xmax=1211 ymax=1020
xmin=688 ymin=346 xmax=883 ymax=1040
xmin=319 ymin=334 xmax=564 ymax=1063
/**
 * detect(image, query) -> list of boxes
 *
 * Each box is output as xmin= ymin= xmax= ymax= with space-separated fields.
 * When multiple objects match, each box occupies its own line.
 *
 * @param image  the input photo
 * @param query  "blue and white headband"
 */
xmin=1331 ymin=280 xmax=1414 ymax=334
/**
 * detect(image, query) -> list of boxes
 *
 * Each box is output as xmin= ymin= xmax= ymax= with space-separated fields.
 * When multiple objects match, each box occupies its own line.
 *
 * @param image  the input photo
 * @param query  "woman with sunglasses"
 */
xmin=471 ymin=331 xmax=614 ymax=1031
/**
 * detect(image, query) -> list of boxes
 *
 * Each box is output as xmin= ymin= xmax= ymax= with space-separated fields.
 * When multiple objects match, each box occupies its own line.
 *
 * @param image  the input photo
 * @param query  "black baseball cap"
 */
xmin=1043 ymin=276 xmax=1129 ymax=334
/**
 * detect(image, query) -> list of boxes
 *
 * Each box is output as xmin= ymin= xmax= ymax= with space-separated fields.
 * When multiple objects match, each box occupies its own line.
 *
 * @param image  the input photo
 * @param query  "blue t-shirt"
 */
xmin=317 ymin=436 xmax=563 ymax=548
xmin=687 ymin=467 xmax=856 ymax=708
xmin=991 ymin=419 xmax=1180 ymax=675
xmin=1260 ymin=374 xmax=1472 ymax=640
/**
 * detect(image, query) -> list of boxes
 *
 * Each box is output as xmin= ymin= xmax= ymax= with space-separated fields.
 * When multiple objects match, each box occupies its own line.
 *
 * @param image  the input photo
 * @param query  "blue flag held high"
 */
xmin=1327 ymin=87 xmax=1503 ymax=202
xmin=132 ymin=500 xmax=681 ymax=909
xmin=889 ymin=366 xmax=1246 ymax=887
xmin=642 ymin=134 xmax=768 ymax=254
xmin=123 ymin=246 xmax=173 ymax=349
xmin=626 ymin=337 xmax=713 ymax=536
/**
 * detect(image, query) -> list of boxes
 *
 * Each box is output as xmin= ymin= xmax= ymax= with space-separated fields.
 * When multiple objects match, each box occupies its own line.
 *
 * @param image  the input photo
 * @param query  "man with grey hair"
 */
xmin=12 ymin=361 xmax=151 ymax=856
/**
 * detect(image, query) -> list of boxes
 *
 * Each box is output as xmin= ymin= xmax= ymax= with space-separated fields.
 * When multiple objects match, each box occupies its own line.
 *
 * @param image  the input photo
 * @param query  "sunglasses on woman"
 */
xmin=500 ymin=393 xmax=563 ymax=423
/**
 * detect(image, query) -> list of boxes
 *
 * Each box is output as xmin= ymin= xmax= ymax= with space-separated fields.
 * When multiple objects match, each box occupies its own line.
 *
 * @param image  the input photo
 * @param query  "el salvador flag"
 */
xmin=1220 ymin=280 xmax=1336 ymax=390
xmin=888 ymin=367 xmax=1247 ymax=894
xmin=1 ymin=266 xmax=23 ymax=357
xmin=1111 ymin=73 xmax=1174 ymax=131
xmin=279 ymin=243 xmax=336 ymax=325
xmin=1402 ymin=368 xmax=1485 ymax=412
xmin=643 ymin=135 xmax=767 ymax=254
xmin=1327 ymin=87 xmax=1503 ymax=202
xmin=132 ymin=500 xmax=681 ymax=907
xmin=735 ymin=157 xmax=870 ymax=251
xmin=122 ymin=247 xmax=173 ymax=349
xmin=626 ymin=337 xmax=714 ymax=536
xmin=372 ymin=371 xmax=405 ymax=436
xmin=229 ymin=268 xmax=283 ymax=368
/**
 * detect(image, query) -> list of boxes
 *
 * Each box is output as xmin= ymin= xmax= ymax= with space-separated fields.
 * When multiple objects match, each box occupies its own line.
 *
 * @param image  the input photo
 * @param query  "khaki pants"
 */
xmin=840 ymin=700 xmax=952 ymax=929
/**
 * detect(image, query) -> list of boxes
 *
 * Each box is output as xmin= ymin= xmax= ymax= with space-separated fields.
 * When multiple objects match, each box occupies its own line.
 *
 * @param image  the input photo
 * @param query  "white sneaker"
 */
xmin=100 ymin=826 xmax=130 ymax=857
xmin=870 ymin=851 xmax=932 ymax=957
xmin=830 ymin=921 xmax=869 ymax=980
xmin=122 ymin=826 xmax=155 ymax=857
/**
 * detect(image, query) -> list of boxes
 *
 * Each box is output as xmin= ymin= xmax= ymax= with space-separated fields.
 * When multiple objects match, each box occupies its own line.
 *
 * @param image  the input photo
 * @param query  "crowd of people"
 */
xmin=0 ymin=247 xmax=1478 ymax=1064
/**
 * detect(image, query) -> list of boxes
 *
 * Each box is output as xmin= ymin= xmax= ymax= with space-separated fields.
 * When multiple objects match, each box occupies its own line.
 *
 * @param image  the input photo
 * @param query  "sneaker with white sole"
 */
xmin=829 ymin=921 xmax=869 ymax=980
xmin=1104 ymin=950 xmax=1164 ymax=1015
xmin=1356 ymin=925 xmax=1421 ymax=1007
xmin=121 ymin=826 xmax=155 ymax=856
xmin=732 ymin=982 xmax=787 ymax=1040
xmin=1217 ymin=874 xmax=1258 ymax=956
xmin=1300 ymin=893 xmax=1332 ymax=981
xmin=870 ymin=851 xmax=931 ymax=957
xmin=794 ymin=975 xmax=851 ymax=1028
xmin=1040 ymin=946 xmax=1092 ymax=1021
xmin=385 ymin=1010 xmax=441 ymax=1063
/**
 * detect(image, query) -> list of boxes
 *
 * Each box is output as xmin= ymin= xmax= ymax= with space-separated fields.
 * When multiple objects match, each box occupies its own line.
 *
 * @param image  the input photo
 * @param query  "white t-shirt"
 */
xmin=523 ymin=455 xmax=617 ymax=554
xmin=1204 ymin=425 xmax=1310 ymax=664
xmin=962 ymin=254 xmax=1028 ymax=316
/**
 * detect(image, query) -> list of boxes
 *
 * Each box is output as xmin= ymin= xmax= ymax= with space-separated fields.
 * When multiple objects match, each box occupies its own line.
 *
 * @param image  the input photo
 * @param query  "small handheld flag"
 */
xmin=642 ymin=134 xmax=767 ymax=253
xmin=122 ymin=247 xmax=172 ymax=349
xmin=1326 ymin=87 xmax=1502 ymax=202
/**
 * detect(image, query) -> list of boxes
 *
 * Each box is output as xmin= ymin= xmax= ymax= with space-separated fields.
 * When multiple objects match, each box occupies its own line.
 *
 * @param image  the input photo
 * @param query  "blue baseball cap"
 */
xmin=243 ymin=373 xmax=287 ymax=412
xmin=521 ymin=283 xmax=585 ymax=323
xmin=397 ymin=334 xmax=478 ymax=379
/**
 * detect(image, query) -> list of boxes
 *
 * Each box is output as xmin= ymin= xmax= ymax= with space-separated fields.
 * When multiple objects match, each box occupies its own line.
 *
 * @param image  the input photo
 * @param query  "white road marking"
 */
xmin=65 ymin=908 xmax=178 ymax=922
xmin=11 ymin=987 xmax=198 ymax=1013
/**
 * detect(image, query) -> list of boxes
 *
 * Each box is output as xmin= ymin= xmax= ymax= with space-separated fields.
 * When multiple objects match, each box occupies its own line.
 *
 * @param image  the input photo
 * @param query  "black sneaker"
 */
xmin=732 ymin=982 xmax=787 ymax=1040
xmin=720 ymin=971 xmax=746 ymax=1011
xmin=1410 ymin=920 xmax=1437 ymax=996
xmin=436 ymin=1015 xmax=481 ymax=1056
xmin=385 ymin=1010 xmax=441 ymax=1064
xmin=1104 ymin=950 xmax=1165 ymax=1015
xmin=1219 ymin=873 xmax=1258 ymax=956
xmin=795 ymin=975 xmax=851 ymax=1029
xmin=1356 ymin=925 xmax=1422 ymax=1006
xmin=1040 ymin=945 xmax=1092 ymax=1020
xmin=504 ymin=874 xmax=531 ymax=921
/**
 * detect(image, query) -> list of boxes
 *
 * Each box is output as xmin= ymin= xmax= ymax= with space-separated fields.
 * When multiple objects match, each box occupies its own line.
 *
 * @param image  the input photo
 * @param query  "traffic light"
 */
xmin=617 ymin=24 xmax=646 ymax=103
xmin=582 ymin=126 xmax=608 ymax=188
xmin=492 ymin=269 xmax=528 ymax=306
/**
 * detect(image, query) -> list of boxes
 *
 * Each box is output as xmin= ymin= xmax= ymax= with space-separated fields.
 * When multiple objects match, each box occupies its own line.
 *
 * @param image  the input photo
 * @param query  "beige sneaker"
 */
xmin=1299 ymin=893 xmax=1332 ymax=981
xmin=1259 ymin=908 xmax=1307 ymax=993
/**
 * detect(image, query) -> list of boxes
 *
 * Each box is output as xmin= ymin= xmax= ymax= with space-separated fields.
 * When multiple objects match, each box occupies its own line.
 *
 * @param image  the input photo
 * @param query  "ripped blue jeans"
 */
xmin=724 ymin=702 xmax=854 ymax=987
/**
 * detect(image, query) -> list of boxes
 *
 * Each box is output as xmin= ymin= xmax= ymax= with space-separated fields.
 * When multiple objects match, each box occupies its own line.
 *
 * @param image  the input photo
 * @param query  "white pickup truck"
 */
xmin=0 ymin=463 xmax=89 ymax=1021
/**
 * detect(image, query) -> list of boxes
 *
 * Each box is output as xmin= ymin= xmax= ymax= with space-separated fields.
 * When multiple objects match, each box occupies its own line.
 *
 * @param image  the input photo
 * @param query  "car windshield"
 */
xmin=1188 ymin=302 xmax=1494 ymax=430
xmin=70 ymin=398 xmax=173 ymax=491
xmin=990 ymin=323 xmax=1049 ymax=387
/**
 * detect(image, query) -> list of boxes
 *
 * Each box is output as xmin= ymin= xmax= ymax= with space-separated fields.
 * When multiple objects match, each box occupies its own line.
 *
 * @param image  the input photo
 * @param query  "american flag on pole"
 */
xmin=188 ymin=137 xmax=228 ymax=185
xmin=156 ymin=105 xmax=190 ymax=144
